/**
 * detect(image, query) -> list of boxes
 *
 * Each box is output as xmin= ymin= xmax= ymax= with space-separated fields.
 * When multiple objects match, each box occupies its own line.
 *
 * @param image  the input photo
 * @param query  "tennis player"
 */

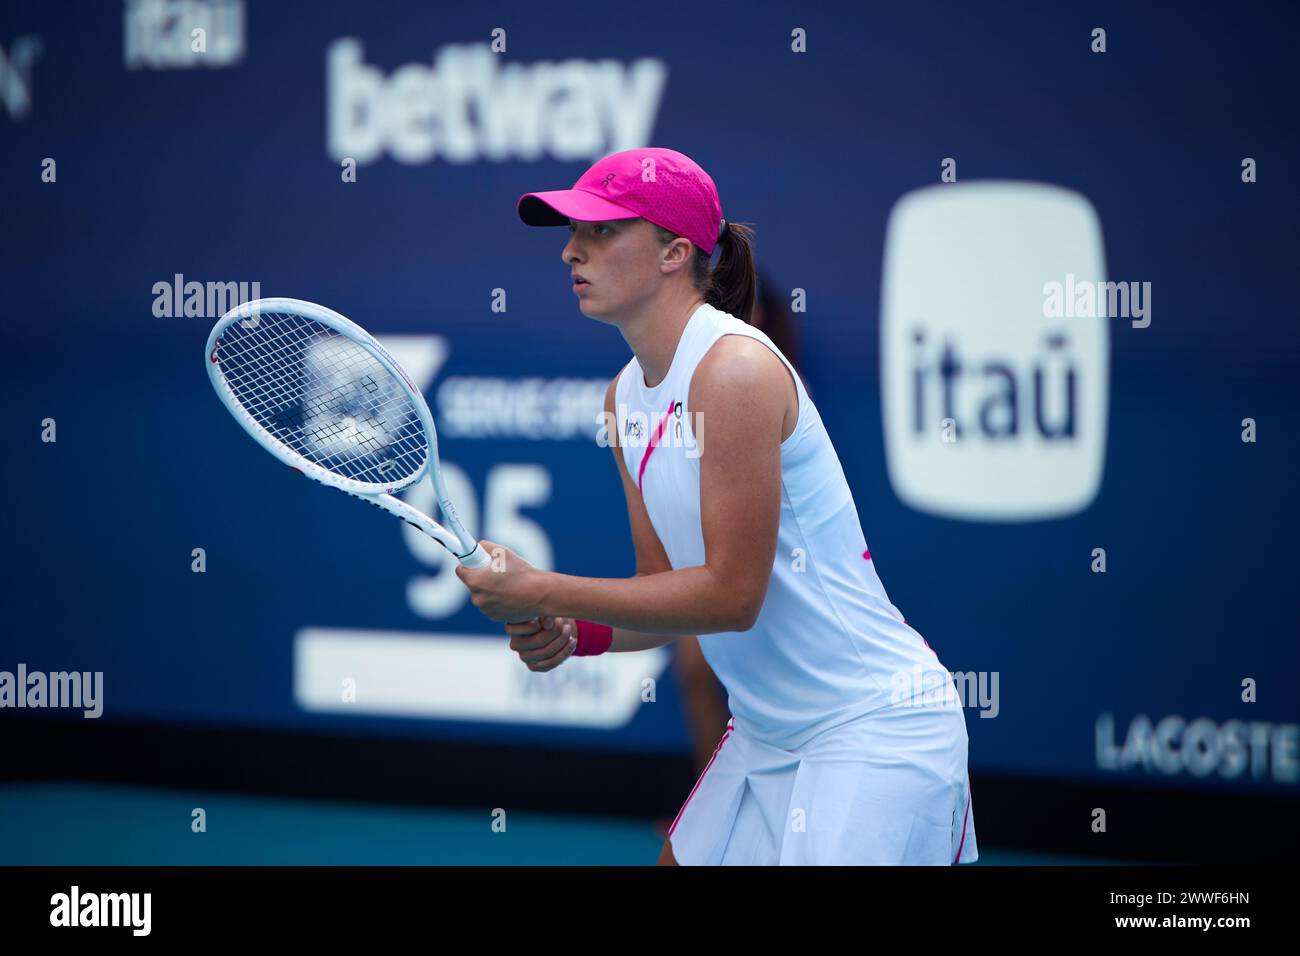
xmin=456 ymin=147 xmax=978 ymax=866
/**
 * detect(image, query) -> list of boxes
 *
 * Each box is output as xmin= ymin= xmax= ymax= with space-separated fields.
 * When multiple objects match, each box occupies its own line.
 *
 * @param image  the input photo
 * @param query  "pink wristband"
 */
xmin=573 ymin=620 xmax=614 ymax=657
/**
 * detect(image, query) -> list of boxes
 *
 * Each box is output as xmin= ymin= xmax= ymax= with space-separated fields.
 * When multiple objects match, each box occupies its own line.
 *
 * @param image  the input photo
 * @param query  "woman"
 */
xmin=456 ymin=147 xmax=977 ymax=866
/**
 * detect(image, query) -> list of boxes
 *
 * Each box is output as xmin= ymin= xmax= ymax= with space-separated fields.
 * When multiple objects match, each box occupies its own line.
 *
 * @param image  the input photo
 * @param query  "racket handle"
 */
xmin=458 ymin=543 xmax=492 ymax=569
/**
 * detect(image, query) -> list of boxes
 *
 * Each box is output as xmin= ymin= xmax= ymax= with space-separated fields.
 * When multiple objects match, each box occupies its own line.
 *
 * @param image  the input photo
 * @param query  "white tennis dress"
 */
xmin=613 ymin=301 xmax=978 ymax=865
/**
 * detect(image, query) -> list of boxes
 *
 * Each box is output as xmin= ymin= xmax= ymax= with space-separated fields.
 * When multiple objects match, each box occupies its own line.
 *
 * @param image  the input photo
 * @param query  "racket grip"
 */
xmin=458 ymin=543 xmax=492 ymax=569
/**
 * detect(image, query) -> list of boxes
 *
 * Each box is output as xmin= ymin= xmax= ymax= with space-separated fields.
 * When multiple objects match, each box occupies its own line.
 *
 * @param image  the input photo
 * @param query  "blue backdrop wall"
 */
xmin=1 ymin=0 xmax=1296 ymax=797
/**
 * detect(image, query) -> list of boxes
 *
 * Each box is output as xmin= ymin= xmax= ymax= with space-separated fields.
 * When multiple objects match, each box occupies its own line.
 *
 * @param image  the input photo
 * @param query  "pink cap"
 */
xmin=517 ymin=147 xmax=725 ymax=255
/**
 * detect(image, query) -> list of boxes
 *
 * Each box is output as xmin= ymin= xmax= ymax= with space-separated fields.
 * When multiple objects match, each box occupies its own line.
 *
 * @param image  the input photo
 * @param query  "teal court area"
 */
xmin=0 ymin=782 xmax=1137 ymax=866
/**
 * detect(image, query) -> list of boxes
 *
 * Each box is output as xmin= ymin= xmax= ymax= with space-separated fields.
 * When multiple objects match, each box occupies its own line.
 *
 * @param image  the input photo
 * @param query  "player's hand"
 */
xmin=455 ymin=539 xmax=548 ymax=623
xmin=505 ymin=616 xmax=577 ymax=672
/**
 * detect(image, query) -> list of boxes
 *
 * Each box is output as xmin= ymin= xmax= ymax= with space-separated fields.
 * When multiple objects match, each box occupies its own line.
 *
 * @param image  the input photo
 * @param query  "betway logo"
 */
xmin=327 ymin=40 xmax=667 ymax=165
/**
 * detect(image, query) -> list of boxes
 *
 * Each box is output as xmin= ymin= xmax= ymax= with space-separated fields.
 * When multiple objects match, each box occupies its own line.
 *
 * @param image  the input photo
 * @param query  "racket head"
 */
xmin=206 ymin=297 xmax=435 ymax=496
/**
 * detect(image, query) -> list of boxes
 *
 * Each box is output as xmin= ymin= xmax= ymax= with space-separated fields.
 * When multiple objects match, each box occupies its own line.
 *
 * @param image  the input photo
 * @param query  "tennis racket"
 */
xmin=205 ymin=297 xmax=491 ymax=569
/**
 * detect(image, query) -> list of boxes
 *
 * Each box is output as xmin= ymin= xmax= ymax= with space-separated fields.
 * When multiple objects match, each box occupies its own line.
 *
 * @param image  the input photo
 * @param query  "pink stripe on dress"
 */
xmin=668 ymin=719 xmax=734 ymax=838
xmin=637 ymin=399 xmax=678 ymax=493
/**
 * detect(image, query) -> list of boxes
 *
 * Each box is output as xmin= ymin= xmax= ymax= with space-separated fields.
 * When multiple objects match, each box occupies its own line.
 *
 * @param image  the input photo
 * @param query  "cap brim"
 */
xmin=517 ymin=189 xmax=640 ymax=227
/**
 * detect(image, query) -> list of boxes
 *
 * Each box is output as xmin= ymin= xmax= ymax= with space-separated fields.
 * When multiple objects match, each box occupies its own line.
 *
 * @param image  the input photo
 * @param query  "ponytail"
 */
xmin=652 ymin=219 xmax=758 ymax=324
xmin=705 ymin=221 xmax=757 ymax=324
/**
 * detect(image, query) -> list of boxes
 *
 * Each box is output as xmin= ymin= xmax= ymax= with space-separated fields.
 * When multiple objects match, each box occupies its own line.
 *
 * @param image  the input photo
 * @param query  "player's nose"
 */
xmin=561 ymin=232 xmax=584 ymax=265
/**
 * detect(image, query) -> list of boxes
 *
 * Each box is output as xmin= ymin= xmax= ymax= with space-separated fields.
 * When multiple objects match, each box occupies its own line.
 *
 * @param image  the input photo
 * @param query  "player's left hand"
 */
xmin=455 ymin=539 xmax=549 ymax=623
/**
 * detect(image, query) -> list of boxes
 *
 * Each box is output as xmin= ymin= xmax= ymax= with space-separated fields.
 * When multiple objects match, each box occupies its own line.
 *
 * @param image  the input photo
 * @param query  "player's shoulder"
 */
xmin=694 ymin=330 xmax=789 ymax=394
xmin=688 ymin=332 xmax=793 ymax=443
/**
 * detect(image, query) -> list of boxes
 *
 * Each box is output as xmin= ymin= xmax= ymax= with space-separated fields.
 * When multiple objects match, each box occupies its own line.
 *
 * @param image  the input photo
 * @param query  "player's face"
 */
xmin=561 ymin=218 xmax=666 ymax=323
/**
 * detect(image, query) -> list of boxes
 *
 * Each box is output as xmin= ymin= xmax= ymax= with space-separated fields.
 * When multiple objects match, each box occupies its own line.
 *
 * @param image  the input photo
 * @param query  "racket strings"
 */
xmin=215 ymin=311 xmax=429 ymax=485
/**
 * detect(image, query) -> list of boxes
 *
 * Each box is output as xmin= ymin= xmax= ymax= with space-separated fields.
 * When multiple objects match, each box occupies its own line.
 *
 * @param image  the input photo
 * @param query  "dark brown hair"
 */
xmin=751 ymin=269 xmax=802 ymax=375
xmin=652 ymin=220 xmax=758 ymax=325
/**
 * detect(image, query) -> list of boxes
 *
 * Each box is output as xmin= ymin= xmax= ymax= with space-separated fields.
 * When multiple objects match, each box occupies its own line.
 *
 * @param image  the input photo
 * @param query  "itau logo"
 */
xmin=124 ymin=0 xmax=246 ymax=70
xmin=880 ymin=182 xmax=1109 ymax=521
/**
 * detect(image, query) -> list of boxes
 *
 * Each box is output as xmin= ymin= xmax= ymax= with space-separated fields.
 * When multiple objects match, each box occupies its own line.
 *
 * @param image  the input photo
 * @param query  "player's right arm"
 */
xmin=504 ymin=375 xmax=689 ymax=671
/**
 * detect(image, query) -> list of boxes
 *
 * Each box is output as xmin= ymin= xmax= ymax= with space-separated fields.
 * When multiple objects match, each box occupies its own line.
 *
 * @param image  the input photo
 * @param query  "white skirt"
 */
xmin=667 ymin=705 xmax=978 ymax=865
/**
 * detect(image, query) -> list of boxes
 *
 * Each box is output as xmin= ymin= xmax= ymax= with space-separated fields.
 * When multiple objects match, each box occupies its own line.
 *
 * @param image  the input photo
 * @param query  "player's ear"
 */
xmin=660 ymin=237 xmax=693 ymax=274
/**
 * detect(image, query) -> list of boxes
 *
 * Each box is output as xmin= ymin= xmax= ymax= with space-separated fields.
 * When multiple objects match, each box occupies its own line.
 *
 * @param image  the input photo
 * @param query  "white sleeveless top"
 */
xmin=615 ymin=302 xmax=954 ymax=750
